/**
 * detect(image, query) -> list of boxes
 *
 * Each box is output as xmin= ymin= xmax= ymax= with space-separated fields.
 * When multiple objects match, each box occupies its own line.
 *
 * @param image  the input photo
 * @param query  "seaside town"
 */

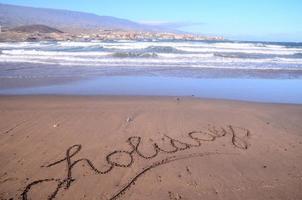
xmin=0 ymin=25 xmax=224 ymax=42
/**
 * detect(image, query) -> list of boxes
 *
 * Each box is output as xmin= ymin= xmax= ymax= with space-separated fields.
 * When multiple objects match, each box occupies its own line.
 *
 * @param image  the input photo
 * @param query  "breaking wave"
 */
xmin=112 ymin=52 xmax=158 ymax=58
xmin=0 ymin=40 xmax=302 ymax=71
xmin=143 ymin=46 xmax=184 ymax=53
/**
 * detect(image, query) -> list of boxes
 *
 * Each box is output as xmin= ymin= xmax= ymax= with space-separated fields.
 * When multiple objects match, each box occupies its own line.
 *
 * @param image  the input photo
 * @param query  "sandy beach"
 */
xmin=0 ymin=95 xmax=301 ymax=200
xmin=1 ymin=1 xmax=302 ymax=200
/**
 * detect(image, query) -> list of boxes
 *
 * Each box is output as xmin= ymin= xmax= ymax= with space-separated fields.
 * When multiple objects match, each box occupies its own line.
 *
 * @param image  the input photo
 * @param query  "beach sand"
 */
xmin=0 ymin=95 xmax=302 ymax=200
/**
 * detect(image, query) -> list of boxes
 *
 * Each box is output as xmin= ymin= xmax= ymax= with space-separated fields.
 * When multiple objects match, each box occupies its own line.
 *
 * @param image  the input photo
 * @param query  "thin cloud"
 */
xmin=139 ymin=21 xmax=204 ymax=29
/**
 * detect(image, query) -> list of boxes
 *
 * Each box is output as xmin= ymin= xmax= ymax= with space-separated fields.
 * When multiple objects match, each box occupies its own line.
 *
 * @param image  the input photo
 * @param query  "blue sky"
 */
xmin=1 ymin=0 xmax=302 ymax=42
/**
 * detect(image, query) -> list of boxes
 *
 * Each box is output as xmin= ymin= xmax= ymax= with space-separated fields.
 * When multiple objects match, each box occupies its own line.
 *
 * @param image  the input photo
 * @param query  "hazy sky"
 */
xmin=1 ymin=0 xmax=302 ymax=42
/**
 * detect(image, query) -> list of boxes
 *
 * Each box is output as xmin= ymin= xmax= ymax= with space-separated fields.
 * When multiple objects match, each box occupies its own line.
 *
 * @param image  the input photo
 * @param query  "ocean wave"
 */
xmin=143 ymin=46 xmax=184 ymax=53
xmin=1 ymin=57 xmax=302 ymax=71
xmin=175 ymin=46 xmax=300 ymax=55
xmin=158 ymin=53 xmax=214 ymax=58
xmin=1 ymin=41 xmax=301 ymax=54
xmin=2 ymin=53 xmax=302 ymax=65
xmin=112 ymin=52 xmax=158 ymax=58
xmin=57 ymin=41 xmax=102 ymax=47
xmin=0 ymin=42 xmax=53 ymax=49
xmin=214 ymin=52 xmax=302 ymax=59
xmin=1 ymin=41 xmax=302 ymax=71
xmin=51 ymin=45 xmax=104 ymax=52
xmin=292 ymin=53 xmax=302 ymax=58
xmin=1 ymin=49 xmax=111 ymax=57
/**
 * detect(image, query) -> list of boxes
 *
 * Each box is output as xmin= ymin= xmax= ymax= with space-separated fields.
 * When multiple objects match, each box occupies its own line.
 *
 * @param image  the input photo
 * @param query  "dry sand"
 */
xmin=0 ymin=95 xmax=302 ymax=200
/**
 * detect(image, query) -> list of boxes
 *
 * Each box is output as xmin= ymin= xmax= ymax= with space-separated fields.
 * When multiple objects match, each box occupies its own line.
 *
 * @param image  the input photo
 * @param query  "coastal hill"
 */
xmin=0 ymin=3 xmax=224 ymax=42
xmin=10 ymin=24 xmax=64 ymax=34
xmin=0 ymin=3 xmax=160 ymax=32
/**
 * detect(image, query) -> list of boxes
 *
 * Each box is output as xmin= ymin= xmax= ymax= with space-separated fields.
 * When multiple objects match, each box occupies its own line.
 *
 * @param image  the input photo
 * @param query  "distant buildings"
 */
xmin=76 ymin=29 xmax=224 ymax=41
xmin=0 ymin=26 xmax=224 ymax=42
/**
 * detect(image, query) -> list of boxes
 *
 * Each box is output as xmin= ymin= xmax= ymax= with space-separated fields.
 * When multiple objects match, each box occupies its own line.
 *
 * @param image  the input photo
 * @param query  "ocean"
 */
xmin=0 ymin=40 xmax=302 ymax=103
xmin=1 ymin=40 xmax=302 ymax=73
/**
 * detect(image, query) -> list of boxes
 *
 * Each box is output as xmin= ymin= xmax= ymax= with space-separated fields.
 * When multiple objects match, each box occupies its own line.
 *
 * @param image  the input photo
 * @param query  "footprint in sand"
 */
xmin=186 ymin=166 xmax=192 ymax=175
xmin=126 ymin=117 xmax=133 ymax=123
xmin=157 ymin=175 xmax=162 ymax=183
xmin=53 ymin=123 xmax=60 ymax=128
xmin=168 ymin=191 xmax=182 ymax=200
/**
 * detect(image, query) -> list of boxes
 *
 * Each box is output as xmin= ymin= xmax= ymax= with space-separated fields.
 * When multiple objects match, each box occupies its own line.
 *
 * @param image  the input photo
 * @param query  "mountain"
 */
xmin=0 ymin=3 xmax=161 ymax=32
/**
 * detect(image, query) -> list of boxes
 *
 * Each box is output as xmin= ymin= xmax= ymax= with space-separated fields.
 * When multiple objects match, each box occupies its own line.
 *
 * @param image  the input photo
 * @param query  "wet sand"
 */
xmin=1 ymin=76 xmax=302 ymax=104
xmin=0 ymin=95 xmax=302 ymax=200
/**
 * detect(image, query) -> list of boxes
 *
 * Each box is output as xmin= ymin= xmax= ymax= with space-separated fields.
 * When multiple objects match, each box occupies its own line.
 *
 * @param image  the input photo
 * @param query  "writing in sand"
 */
xmin=21 ymin=124 xmax=250 ymax=200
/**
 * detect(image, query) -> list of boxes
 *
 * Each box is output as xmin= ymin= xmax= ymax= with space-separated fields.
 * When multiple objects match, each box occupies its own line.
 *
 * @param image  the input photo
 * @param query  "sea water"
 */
xmin=0 ymin=40 xmax=302 ymax=103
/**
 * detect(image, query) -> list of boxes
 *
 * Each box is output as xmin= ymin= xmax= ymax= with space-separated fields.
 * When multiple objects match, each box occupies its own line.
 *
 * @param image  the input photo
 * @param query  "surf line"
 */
xmin=21 ymin=124 xmax=250 ymax=200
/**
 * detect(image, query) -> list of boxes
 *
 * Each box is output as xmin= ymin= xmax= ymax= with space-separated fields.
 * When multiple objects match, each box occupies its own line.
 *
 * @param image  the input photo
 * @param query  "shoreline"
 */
xmin=1 ymin=94 xmax=302 ymax=106
xmin=1 ymin=76 xmax=302 ymax=104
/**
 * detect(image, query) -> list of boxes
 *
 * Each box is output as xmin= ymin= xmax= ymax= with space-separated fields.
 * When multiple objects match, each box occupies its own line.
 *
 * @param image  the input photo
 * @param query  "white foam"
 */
xmin=2 ymin=49 xmax=111 ymax=57
xmin=1 ymin=53 xmax=302 ymax=65
xmin=1 ymin=41 xmax=302 ymax=71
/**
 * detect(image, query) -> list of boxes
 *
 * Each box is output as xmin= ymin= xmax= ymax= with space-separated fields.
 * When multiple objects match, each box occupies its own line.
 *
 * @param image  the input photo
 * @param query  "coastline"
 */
xmin=1 ymin=95 xmax=302 ymax=199
xmin=1 ymin=75 xmax=302 ymax=104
